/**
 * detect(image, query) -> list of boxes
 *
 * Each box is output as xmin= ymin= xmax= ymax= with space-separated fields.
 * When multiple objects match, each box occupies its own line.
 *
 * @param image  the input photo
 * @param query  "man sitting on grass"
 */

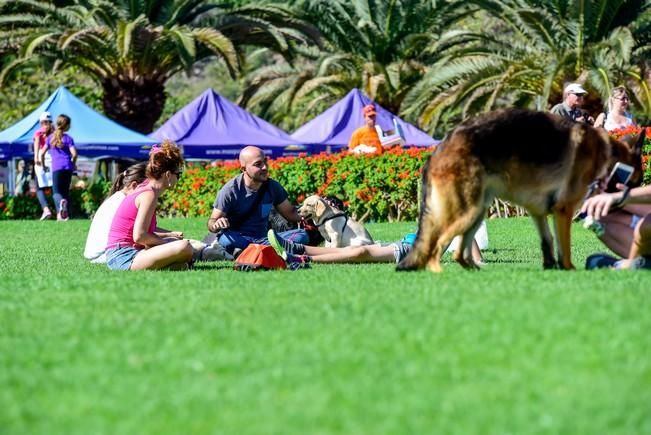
xmin=206 ymin=146 xmax=308 ymax=257
xmin=582 ymin=184 xmax=651 ymax=270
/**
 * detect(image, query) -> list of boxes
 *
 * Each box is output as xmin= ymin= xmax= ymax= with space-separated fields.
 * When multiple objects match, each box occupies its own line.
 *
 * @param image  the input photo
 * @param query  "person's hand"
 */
xmin=580 ymin=184 xmax=626 ymax=219
xmin=212 ymin=217 xmax=230 ymax=231
xmin=167 ymin=231 xmax=183 ymax=239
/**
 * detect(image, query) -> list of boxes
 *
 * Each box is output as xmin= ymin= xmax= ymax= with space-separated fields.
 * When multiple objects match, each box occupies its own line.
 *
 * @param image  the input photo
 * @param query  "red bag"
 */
xmin=233 ymin=244 xmax=287 ymax=271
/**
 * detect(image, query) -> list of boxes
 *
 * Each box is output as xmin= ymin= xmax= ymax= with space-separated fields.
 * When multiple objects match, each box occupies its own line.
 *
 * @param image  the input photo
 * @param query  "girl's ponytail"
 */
xmin=51 ymin=114 xmax=71 ymax=149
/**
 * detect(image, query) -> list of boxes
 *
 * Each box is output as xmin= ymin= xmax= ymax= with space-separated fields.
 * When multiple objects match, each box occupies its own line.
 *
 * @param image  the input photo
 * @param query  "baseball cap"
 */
xmin=362 ymin=104 xmax=377 ymax=116
xmin=564 ymin=83 xmax=587 ymax=95
xmin=39 ymin=112 xmax=52 ymax=122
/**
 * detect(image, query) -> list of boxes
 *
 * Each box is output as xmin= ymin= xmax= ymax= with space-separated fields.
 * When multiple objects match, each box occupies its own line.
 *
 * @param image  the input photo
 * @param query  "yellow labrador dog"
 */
xmin=298 ymin=195 xmax=374 ymax=247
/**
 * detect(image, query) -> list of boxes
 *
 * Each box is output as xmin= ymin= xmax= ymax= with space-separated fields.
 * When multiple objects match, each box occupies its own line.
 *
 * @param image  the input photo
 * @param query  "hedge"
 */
xmin=159 ymin=147 xmax=430 ymax=222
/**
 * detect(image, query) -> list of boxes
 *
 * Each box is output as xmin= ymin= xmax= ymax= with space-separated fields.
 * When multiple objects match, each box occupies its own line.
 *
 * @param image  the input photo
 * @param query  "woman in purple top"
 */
xmin=38 ymin=114 xmax=77 ymax=221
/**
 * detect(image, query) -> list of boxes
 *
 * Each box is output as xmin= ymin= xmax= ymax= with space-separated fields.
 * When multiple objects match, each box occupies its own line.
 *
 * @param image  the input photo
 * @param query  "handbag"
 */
xmin=233 ymin=243 xmax=286 ymax=271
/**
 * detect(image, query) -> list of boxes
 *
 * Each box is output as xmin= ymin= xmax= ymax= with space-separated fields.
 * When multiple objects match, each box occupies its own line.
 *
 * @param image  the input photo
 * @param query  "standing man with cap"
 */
xmin=550 ymin=83 xmax=594 ymax=124
xmin=348 ymin=104 xmax=383 ymax=154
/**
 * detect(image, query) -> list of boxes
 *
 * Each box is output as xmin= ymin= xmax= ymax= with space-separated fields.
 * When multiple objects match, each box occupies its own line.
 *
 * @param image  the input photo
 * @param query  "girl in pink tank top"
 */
xmin=106 ymin=183 xmax=158 ymax=250
xmin=105 ymin=141 xmax=192 ymax=271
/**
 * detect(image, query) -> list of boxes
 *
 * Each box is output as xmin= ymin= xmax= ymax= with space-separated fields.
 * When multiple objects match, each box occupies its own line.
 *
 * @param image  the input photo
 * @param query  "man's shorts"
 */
xmin=380 ymin=242 xmax=413 ymax=264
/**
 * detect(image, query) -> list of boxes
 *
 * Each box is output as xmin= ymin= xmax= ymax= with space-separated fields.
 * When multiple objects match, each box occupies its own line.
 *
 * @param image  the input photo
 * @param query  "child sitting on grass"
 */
xmin=268 ymin=228 xmax=484 ymax=266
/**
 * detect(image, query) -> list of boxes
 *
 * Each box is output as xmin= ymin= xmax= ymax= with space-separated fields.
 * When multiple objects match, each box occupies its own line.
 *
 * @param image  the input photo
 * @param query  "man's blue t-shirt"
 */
xmin=213 ymin=174 xmax=288 ymax=237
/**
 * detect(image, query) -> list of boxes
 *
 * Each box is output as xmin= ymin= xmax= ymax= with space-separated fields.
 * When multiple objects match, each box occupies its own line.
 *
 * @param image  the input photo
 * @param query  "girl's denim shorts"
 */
xmin=106 ymin=246 xmax=140 ymax=270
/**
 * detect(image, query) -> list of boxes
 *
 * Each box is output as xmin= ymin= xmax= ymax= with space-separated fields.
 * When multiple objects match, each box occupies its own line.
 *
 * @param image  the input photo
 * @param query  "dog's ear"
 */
xmin=315 ymin=198 xmax=327 ymax=218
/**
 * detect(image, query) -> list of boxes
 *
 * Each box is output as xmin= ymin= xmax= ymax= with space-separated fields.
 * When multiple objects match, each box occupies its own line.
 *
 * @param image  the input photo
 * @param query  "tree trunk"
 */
xmin=101 ymin=78 xmax=166 ymax=134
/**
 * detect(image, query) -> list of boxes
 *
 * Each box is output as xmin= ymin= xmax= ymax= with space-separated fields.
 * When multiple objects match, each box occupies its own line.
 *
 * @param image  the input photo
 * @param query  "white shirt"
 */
xmin=604 ymin=113 xmax=634 ymax=132
xmin=83 ymin=191 xmax=126 ymax=263
xmin=446 ymin=220 xmax=489 ymax=252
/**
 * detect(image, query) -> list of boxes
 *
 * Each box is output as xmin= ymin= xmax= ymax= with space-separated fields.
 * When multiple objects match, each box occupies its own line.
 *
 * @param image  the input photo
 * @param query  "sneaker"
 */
xmin=585 ymin=253 xmax=619 ymax=270
xmin=286 ymin=254 xmax=311 ymax=270
xmin=629 ymin=256 xmax=651 ymax=270
xmin=267 ymin=229 xmax=290 ymax=260
xmin=58 ymin=199 xmax=69 ymax=221
xmin=39 ymin=210 xmax=52 ymax=221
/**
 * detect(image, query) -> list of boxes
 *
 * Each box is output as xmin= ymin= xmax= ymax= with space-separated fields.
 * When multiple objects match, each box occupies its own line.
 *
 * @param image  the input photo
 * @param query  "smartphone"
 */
xmin=606 ymin=162 xmax=634 ymax=192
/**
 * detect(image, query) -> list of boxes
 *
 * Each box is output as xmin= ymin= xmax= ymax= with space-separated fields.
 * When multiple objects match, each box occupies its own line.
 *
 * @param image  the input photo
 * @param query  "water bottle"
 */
xmin=583 ymin=216 xmax=605 ymax=237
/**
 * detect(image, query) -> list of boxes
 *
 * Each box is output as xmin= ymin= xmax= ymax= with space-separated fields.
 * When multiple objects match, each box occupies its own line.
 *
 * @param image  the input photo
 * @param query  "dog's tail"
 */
xmin=396 ymin=154 xmax=443 ymax=272
xmin=397 ymin=136 xmax=486 ymax=272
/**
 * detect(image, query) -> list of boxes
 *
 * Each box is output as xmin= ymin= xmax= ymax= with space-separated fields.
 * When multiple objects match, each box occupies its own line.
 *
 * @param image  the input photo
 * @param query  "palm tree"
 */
xmin=0 ymin=0 xmax=319 ymax=133
xmin=402 ymin=0 xmax=651 ymax=135
xmin=239 ymin=0 xmax=468 ymax=131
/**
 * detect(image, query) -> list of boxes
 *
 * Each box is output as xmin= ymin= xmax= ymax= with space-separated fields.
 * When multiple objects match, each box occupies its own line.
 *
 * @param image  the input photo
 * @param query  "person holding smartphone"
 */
xmin=581 ymin=169 xmax=651 ymax=270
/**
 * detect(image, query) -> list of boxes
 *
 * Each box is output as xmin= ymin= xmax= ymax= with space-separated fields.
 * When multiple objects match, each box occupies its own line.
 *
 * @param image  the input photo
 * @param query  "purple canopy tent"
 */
xmin=290 ymin=88 xmax=438 ymax=150
xmin=150 ymin=89 xmax=307 ymax=159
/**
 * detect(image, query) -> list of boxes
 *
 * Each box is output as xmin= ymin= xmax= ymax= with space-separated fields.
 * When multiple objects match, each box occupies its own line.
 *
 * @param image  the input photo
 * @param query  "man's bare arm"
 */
xmin=207 ymin=208 xmax=230 ymax=233
xmin=276 ymin=199 xmax=301 ymax=223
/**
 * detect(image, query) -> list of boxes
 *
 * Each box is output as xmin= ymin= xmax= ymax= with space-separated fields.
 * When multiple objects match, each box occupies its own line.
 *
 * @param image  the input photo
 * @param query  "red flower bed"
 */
xmin=609 ymin=126 xmax=651 ymax=185
xmin=160 ymin=147 xmax=433 ymax=221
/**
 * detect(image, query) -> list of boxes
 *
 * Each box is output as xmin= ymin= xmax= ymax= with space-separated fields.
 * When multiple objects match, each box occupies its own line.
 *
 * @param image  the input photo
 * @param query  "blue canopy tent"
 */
xmin=0 ymin=143 xmax=10 ymax=160
xmin=150 ymin=89 xmax=309 ymax=160
xmin=290 ymin=88 xmax=438 ymax=150
xmin=0 ymin=86 xmax=156 ymax=160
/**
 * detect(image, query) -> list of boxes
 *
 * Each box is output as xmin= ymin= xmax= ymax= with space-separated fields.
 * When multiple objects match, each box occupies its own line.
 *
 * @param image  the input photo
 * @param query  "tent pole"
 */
xmin=8 ymin=157 xmax=16 ymax=196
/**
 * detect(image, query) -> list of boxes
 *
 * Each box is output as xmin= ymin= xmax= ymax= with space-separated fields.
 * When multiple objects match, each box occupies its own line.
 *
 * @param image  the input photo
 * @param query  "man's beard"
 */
xmin=251 ymin=171 xmax=268 ymax=182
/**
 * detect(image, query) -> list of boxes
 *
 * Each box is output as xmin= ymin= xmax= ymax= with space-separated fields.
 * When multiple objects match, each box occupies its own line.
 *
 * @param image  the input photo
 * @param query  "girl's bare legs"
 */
xmin=303 ymin=239 xmax=483 ymax=264
xmin=306 ymin=244 xmax=396 ymax=263
xmin=130 ymin=239 xmax=193 ymax=270
xmin=596 ymin=205 xmax=651 ymax=258
xmin=618 ymin=214 xmax=651 ymax=269
xmin=597 ymin=211 xmax=635 ymax=257
xmin=471 ymin=240 xmax=483 ymax=264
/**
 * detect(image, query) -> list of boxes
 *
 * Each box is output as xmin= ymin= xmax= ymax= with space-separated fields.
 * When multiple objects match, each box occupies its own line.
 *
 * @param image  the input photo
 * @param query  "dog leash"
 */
xmin=573 ymin=179 xmax=601 ymax=221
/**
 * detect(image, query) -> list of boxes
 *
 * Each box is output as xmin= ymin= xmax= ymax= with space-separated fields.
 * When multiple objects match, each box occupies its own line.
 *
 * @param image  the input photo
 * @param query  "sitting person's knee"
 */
xmin=173 ymin=239 xmax=193 ymax=259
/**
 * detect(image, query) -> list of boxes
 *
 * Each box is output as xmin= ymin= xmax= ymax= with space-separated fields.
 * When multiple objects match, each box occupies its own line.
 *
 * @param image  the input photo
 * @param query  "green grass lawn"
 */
xmin=1 ymin=217 xmax=650 ymax=434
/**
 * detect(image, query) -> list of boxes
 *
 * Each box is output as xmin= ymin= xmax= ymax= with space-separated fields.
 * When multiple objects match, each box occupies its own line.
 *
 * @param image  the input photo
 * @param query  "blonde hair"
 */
xmin=146 ymin=140 xmax=184 ymax=180
xmin=607 ymin=86 xmax=629 ymax=113
xmin=51 ymin=114 xmax=71 ymax=149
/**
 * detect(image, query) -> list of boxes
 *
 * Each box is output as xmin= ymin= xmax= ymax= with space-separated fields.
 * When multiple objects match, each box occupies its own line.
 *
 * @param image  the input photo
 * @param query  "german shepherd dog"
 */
xmin=397 ymin=108 xmax=645 ymax=272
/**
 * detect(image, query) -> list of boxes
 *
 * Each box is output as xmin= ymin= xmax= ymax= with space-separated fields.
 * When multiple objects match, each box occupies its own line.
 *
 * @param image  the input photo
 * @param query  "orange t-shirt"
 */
xmin=348 ymin=126 xmax=383 ymax=154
